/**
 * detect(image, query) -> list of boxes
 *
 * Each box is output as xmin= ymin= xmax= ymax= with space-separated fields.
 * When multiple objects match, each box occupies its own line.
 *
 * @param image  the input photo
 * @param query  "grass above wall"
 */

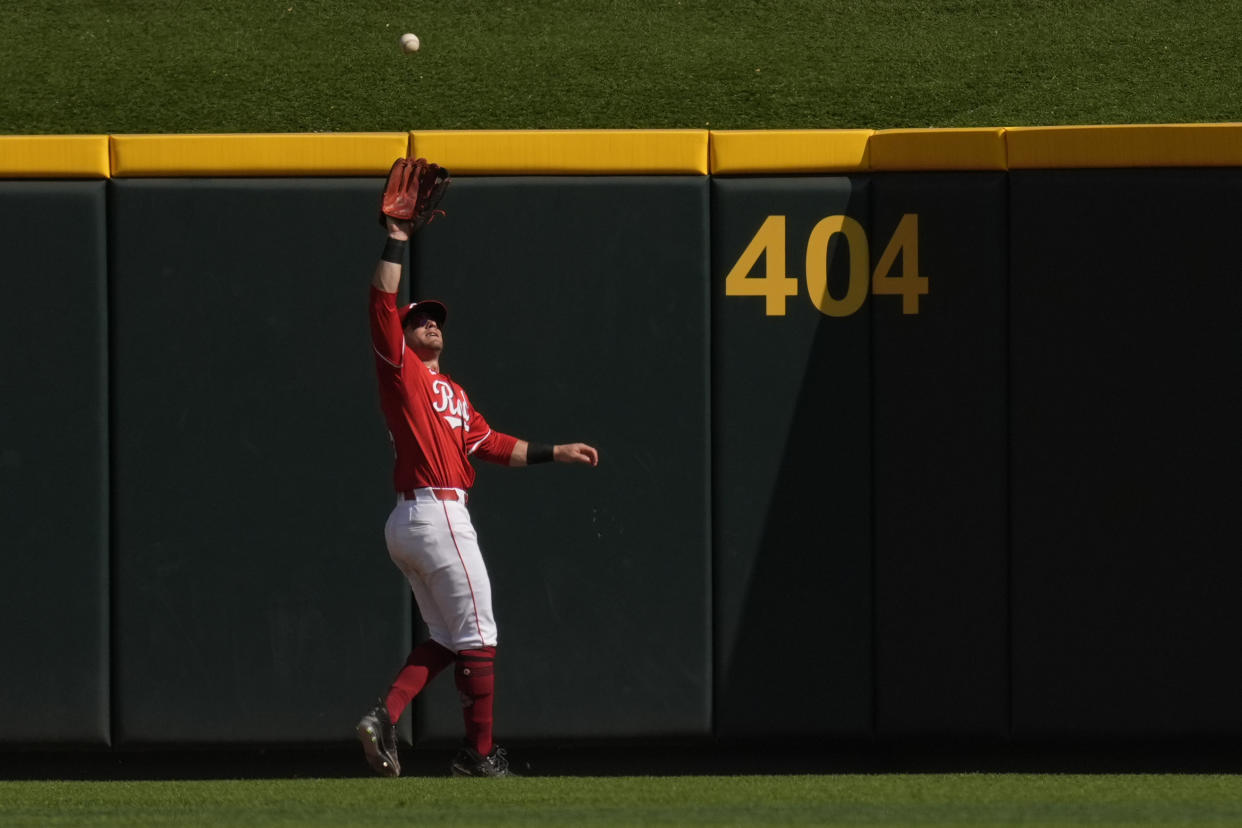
xmin=3 ymin=0 xmax=1242 ymax=134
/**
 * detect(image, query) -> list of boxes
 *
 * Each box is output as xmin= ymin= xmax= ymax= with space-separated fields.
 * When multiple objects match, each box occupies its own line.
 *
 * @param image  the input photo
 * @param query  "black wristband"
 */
xmin=527 ymin=442 xmax=555 ymax=464
xmin=381 ymin=237 xmax=408 ymax=264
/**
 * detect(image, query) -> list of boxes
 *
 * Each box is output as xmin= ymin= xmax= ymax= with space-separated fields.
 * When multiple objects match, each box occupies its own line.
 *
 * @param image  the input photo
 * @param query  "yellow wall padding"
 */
xmin=109 ymin=133 xmax=410 ymax=177
xmin=1006 ymin=123 xmax=1242 ymax=169
xmin=870 ymin=128 xmax=1008 ymax=171
xmin=12 ymin=126 xmax=1242 ymax=179
xmin=408 ymin=130 xmax=709 ymax=174
xmin=709 ymin=130 xmax=873 ymax=174
xmin=0 ymin=135 xmax=111 ymax=178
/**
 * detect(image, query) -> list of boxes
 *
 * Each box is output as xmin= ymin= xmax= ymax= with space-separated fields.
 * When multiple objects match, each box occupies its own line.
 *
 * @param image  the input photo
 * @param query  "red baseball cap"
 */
xmin=398 ymin=299 xmax=448 ymax=329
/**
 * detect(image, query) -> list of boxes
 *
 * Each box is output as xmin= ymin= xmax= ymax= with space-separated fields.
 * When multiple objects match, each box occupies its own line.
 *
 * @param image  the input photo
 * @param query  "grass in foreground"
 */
xmin=4 ymin=774 xmax=1242 ymax=827
xmin=3 ymin=0 xmax=1242 ymax=133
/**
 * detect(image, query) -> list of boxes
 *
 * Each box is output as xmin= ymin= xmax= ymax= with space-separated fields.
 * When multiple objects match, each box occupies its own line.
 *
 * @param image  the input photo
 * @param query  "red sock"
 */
xmin=455 ymin=646 xmax=496 ymax=756
xmin=386 ymin=640 xmax=455 ymax=722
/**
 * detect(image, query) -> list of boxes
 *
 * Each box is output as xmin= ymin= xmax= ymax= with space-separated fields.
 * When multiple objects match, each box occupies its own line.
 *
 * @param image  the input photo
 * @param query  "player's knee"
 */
xmin=455 ymin=646 xmax=495 ymax=672
xmin=454 ymin=646 xmax=495 ymax=696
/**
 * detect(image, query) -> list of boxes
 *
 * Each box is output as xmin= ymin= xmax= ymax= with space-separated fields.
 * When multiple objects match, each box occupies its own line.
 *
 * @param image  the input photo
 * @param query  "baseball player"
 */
xmin=356 ymin=160 xmax=599 ymax=779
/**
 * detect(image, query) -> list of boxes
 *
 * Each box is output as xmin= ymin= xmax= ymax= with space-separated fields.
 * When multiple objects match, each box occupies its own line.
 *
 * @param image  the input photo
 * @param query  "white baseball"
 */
xmin=400 ymin=33 xmax=420 ymax=53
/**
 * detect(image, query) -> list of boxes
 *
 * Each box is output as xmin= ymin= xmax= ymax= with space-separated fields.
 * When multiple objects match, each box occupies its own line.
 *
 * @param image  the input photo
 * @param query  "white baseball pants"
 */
xmin=384 ymin=489 xmax=498 ymax=652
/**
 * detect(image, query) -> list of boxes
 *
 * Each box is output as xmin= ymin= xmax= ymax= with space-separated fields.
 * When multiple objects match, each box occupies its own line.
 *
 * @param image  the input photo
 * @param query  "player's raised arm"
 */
xmin=373 ymin=156 xmax=451 ymax=294
xmin=369 ymin=216 xmax=413 ymax=367
xmin=372 ymin=217 xmax=410 ymax=294
xmin=373 ymin=156 xmax=451 ymax=292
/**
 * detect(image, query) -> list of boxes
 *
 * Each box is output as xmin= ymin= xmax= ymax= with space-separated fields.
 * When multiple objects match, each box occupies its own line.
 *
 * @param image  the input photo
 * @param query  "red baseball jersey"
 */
xmin=370 ymin=286 xmax=517 ymax=491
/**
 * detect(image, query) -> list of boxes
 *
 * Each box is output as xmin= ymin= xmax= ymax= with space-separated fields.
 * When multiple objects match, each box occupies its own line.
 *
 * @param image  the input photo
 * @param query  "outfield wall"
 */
xmin=1 ymin=127 xmax=1240 ymax=750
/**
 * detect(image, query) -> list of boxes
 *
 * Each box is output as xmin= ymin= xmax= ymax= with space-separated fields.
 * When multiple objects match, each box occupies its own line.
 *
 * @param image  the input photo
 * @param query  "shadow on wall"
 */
xmin=711 ymin=176 xmax=873 ymax=738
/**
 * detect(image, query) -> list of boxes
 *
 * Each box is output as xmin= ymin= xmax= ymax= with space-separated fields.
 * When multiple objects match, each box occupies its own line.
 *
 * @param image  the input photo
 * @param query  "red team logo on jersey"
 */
xmin=432 ymin=378 xmax=470 ymax=431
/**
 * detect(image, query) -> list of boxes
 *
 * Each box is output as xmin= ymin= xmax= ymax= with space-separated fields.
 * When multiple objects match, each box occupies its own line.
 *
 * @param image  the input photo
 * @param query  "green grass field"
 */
xmin=5 ymin=774 xmax=1242 ymax=827
xmin=3 ymin=0 xmax=1242 ymax=133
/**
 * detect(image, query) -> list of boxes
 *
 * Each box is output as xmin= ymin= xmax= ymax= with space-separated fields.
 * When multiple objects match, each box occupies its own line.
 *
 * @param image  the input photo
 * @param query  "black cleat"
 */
xmin=450 ymin=743 xmax=517 ymax=778
xmin=356 ymin=698 xmax=400 ymax=778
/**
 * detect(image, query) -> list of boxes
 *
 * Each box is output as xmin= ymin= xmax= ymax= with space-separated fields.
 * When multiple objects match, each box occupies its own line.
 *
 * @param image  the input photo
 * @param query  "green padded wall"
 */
xmin=5 ymin=159 xmax=1241 ymax=754
xmin=1010 ymin=169 xmax=1242 ymax=737
xmin=407 ymin=176 xmax=713 ymax=743
xmin=711 ymin=176 xmax=873 ymax=737
xmin=0 ymin=181 xmax=110 ymax=746
xmin=109 ymin=179 xmax=410 ymax=744
xmin=871 ymin=172 xmax=1009 ymax=736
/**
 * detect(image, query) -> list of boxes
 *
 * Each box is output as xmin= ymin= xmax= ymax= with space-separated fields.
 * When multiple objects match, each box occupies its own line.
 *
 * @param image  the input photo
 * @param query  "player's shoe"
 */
xmin=450 ymin=743 xmax=517 ymax=777
xmin=355 ymin=698 xmax=401 ymax=778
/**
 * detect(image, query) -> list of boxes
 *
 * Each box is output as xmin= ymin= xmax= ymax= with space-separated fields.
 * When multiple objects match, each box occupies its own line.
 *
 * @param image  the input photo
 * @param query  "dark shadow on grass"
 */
xmin=9 ymin=737 xmax=1242 ymax=780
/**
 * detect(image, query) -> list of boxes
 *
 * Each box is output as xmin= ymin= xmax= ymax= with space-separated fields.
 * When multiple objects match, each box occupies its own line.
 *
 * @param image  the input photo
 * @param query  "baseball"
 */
xmin=400 ymin=33 xmax=420 ymax=53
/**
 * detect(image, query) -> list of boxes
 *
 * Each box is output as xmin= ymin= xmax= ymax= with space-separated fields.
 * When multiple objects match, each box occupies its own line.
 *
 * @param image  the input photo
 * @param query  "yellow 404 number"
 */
xmin=724 ymin=214 xmax=926 ymax=316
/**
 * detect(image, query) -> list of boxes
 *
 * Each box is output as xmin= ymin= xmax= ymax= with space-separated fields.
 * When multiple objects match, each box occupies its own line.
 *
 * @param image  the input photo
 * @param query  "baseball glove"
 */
xmin=379 ymin=156 xmax=451 ymax=230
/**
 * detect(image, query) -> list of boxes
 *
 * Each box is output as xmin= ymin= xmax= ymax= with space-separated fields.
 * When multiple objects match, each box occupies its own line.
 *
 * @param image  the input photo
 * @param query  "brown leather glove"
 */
xmin=378 ymin=156 xmax=451 ymax=230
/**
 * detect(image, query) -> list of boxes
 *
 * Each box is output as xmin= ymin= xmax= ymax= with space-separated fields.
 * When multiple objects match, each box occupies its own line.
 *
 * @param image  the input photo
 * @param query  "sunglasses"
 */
xmin=405 ymin=314 xmax=439 ymax=329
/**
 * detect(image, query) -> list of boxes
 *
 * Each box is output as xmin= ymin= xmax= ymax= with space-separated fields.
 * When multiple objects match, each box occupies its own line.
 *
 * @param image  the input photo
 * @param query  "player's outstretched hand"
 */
xmin=555 ymin=443 xmax=599 ymax=467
